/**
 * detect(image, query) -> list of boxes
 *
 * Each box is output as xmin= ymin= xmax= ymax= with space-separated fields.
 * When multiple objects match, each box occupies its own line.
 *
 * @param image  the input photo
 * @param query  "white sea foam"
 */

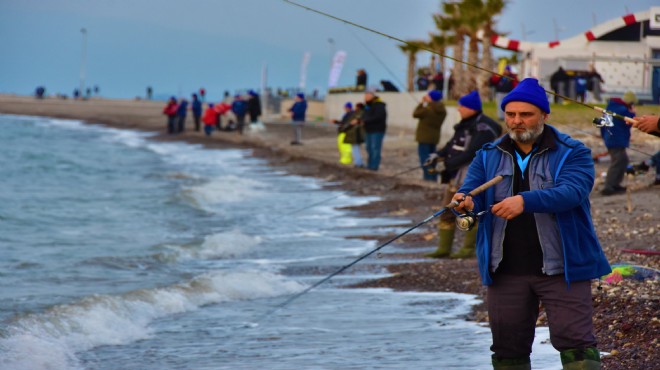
xmin=182 ymin=175 xmax=266 ymax=208
xmin=0 ymin=270 xmax=303 ymax=370
xmin=163 ymin=229 xmax=262 ymax=260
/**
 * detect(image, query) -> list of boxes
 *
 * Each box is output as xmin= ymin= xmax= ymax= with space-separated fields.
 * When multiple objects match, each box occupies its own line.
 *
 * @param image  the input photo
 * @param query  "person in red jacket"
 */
xmin=202 ymin=103 xmax=217 ymax=136
xmin=162 ymin=96 xmax=178 ymax=134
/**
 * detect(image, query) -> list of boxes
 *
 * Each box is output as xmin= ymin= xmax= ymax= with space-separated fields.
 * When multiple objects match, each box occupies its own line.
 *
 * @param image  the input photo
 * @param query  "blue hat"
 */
xmin=458 ymin=90 xmax=482 ymax=111
xmin=500 ymin=78 xmax=550 ymax=113
xmin=344 ymin=102 xmax=353 ymax=109
xmin=248 ymin=90 xmax=258 ymax=97
xmin=296 ymin=93 xmax=305 ymax=99
xmin=428 ymin=90 xmax=442 ymax=102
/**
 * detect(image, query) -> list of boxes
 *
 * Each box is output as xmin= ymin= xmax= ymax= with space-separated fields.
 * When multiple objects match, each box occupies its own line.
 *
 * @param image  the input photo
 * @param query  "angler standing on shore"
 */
xmin=413 ymin=89 xmax=446 ymax=182
xmin=451 ymin=78 xmax=610 ymax=370
xmin=359 ymin=91 xmax=387 ymax=171
xmin=424 ymin=90 xmax=501 ymax=259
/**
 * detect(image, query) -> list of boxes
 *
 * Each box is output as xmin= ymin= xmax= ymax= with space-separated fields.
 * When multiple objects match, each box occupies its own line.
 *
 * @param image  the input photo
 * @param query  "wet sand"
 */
xmin=1 ymin=94 xmax=658 ymax=369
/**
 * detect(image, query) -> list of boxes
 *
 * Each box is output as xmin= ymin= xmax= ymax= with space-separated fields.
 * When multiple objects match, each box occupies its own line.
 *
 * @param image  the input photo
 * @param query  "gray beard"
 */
xmin=508 ymin=122 xmax=544 ymax=144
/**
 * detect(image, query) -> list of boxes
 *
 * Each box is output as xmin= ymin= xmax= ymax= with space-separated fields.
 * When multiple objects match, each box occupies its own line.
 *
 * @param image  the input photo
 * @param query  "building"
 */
xmin=491 ymin=6 xmax=660 ymax=104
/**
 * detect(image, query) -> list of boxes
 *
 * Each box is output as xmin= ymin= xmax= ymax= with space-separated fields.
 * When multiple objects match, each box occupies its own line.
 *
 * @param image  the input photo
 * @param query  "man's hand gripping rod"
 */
xmin=256 ymin=175 xmax=504 ymax=321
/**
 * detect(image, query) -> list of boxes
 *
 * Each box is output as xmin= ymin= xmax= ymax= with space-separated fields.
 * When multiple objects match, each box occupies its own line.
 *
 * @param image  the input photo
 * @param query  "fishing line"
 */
xmin=252 ymin=175 xmax=504 ymax=323
xmin=282 ymin=0 xmax=655 ymax=158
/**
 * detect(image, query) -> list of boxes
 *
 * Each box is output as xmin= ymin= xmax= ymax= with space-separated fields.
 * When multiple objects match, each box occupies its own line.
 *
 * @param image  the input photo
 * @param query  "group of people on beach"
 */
xmin=162 ymin=90 xmax=262 ymax=136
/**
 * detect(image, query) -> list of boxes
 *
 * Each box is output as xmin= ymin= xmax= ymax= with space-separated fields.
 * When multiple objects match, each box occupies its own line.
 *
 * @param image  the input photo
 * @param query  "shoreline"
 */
xmin=1 ymin=95 xmax=658 ymax=369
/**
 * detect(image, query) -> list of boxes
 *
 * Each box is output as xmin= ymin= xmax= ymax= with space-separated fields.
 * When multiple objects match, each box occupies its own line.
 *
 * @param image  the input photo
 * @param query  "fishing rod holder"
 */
xmin=592 ymin=112 xmax=614 ymax=128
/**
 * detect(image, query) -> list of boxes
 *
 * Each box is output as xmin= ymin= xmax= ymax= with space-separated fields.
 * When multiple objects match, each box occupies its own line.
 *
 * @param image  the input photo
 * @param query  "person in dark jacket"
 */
xmin=358 ymin=92 xmax=387 ymax=170
xmin=191 ymin=93 xmax=202 ymax=132
xmin=288 ymin=93 xmax=307 ymax=145
xmin=600 ymin=91 xmax=636 ymax=196
xmin=247 ymin=90 xmax=262 ymax=124
xmin=413 ymin=90 xmax=447 ymax=181
xmin=176 ymin=98 xmax=188 ymax=133
xmin=424 ymin=90 xmax=501 ymax=259
xmin=451 ymin=78 xmax=610 ymax=370
xmin=550 ymin=66 xmax=569 ymax=104
xmin=162 ymin=96 xmax=178 ymax=134
xmin=355 ymin=69 xmax=368 ymax=90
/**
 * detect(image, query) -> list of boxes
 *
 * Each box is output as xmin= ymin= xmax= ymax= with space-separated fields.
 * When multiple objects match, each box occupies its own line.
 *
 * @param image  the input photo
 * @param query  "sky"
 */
xmin=0 ymin=0 xmax=657 ymax=101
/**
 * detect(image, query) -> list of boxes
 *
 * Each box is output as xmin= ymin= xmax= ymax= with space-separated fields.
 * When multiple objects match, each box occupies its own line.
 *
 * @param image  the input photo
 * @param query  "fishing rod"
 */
xmin=282 ymin=0 xmax=649 ymax=142
xmin=288 ymin=164 xmax=431 ymax=215
xmin=254 ymin=175 xmax=504 ymax=322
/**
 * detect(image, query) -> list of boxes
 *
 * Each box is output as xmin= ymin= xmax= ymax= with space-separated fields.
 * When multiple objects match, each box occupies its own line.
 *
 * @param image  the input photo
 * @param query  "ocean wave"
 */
xmin=0 ymin=270 xmax=304 ymax=370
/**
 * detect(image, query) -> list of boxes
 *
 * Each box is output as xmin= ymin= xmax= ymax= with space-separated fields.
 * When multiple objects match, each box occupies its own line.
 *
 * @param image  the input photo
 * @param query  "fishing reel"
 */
xmin=455 ymin=209 xmax=489 ymax=231
xmin=592 ymin=112 xmax=614 ymax=128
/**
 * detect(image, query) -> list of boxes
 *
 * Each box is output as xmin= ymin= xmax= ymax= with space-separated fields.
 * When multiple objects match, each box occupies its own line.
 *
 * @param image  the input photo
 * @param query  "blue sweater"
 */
xmin=458 ymin=125 xmax=611 ymax=285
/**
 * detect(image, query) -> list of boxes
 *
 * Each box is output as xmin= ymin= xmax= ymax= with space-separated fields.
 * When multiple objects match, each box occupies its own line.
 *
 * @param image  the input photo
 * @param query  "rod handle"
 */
xmin=444 ymin=175 xmax=504 ymax=209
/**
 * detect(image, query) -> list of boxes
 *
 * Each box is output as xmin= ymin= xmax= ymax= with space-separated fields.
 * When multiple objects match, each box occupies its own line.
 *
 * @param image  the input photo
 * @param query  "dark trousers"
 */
xmin=417 ymin=143 xmax=437 ymax=181
xmin=365 ymin=132 xmax=385 ymax=171
xmin=177 ymin=115 xmax=186 ymax=133
xmin=488 ymin=274 xmax=596 ymax=359
xmin=236 ymin=115 xmax=246 ymax=134
xmin=193 ymin=115 xmax=201 ymax=131
xmin=167 ymin=116 xmax=177 ymax=134
xmin=604 ymin=147 xmax=628 ymax=191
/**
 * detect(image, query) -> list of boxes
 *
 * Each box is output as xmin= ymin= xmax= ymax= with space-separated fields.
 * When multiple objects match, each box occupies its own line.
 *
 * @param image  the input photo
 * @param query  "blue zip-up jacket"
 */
xmin=289 ymin=100 xmax=307 ymax=122
xmin=458 ymin=125 xmax=611 ymax=285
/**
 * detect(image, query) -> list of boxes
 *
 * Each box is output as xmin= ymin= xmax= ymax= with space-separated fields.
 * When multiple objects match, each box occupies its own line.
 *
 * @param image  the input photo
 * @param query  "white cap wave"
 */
xmin=0 ymin=270 xmax=304 ymax=370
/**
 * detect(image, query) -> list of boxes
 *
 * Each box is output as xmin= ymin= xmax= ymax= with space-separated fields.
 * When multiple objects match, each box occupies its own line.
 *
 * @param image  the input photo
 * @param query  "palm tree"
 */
xmin=434 ymin=2 xmax=470 ymax=99
xmin=398 ymin=40 xmax=426 ymax=92
xmin=478 ymin=0 xmax=508 ymax=99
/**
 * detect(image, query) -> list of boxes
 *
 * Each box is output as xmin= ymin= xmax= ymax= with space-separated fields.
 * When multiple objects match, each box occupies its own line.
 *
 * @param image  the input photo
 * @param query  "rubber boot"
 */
xmin=560 ymin=348 xmax=601 ymax=370
xmin=426 ymin=227 xmax=454 ymax=258
xmin=491 ymin=355 xmax=531 ymax=370
xmin=450 ymin=225 xmax=477 ymax=259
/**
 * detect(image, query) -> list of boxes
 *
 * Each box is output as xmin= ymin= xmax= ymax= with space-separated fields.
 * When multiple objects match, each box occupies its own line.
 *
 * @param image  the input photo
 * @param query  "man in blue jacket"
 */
xmin=451 ymin=78 xmax=611 ymax=370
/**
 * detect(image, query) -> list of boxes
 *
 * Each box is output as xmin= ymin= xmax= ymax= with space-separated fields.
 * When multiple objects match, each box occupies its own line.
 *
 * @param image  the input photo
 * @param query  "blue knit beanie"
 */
xmin=344 ymin=102 xmax=353 ymax=109
xmin=428 ymin=90 xmax=442 ymax=102
xmin=458 ymin=90 xmax=482 ymax=111
xmin=500 ymin=78 xmax=550 ymax=113
xmin=296 ymin=93 xmax=305 ymax=99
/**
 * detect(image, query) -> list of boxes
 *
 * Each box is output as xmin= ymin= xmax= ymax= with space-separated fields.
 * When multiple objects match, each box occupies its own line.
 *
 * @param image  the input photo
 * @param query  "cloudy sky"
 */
xmin=0 ymin=0 xmax=656 ymax=100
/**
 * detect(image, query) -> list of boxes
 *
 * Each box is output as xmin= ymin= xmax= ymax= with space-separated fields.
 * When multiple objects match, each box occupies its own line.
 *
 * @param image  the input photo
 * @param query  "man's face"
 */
xmin=457 ymin=105 xmax=477 ymax=119
xmin=504 ymin=101 xmax=547 ymax=144
xmin=364 ymin=92 xmax=374 ymax=102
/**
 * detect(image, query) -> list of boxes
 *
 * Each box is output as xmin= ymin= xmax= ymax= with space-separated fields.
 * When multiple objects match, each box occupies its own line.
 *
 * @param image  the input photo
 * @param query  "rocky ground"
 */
xmin=1 ymin=95 xmax=658 ymax=369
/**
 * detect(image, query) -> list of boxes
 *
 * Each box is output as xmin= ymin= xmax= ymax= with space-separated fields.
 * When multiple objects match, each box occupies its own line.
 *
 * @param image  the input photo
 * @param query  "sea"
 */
xmin=0 ymin=114 xmax=560 ymax=369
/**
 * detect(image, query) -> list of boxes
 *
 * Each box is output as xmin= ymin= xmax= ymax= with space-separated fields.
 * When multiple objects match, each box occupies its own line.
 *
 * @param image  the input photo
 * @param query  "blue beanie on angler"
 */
xmin=344 ymin=102 xmax=353 ymax=109
xmin=458 ymin=90 xmax=482 ymax=111
xmin=500 ymin=78 xmax=550 ymax=113
xmin=428 ymin=90 xmax=442 ymax=102
xmin=296 ymin=93 xmax=305 ymax=99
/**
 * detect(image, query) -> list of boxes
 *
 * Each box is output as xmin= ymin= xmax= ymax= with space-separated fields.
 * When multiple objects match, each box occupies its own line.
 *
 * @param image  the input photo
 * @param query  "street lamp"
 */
xmin=79 ymin=28 xmax=87 ymax=99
